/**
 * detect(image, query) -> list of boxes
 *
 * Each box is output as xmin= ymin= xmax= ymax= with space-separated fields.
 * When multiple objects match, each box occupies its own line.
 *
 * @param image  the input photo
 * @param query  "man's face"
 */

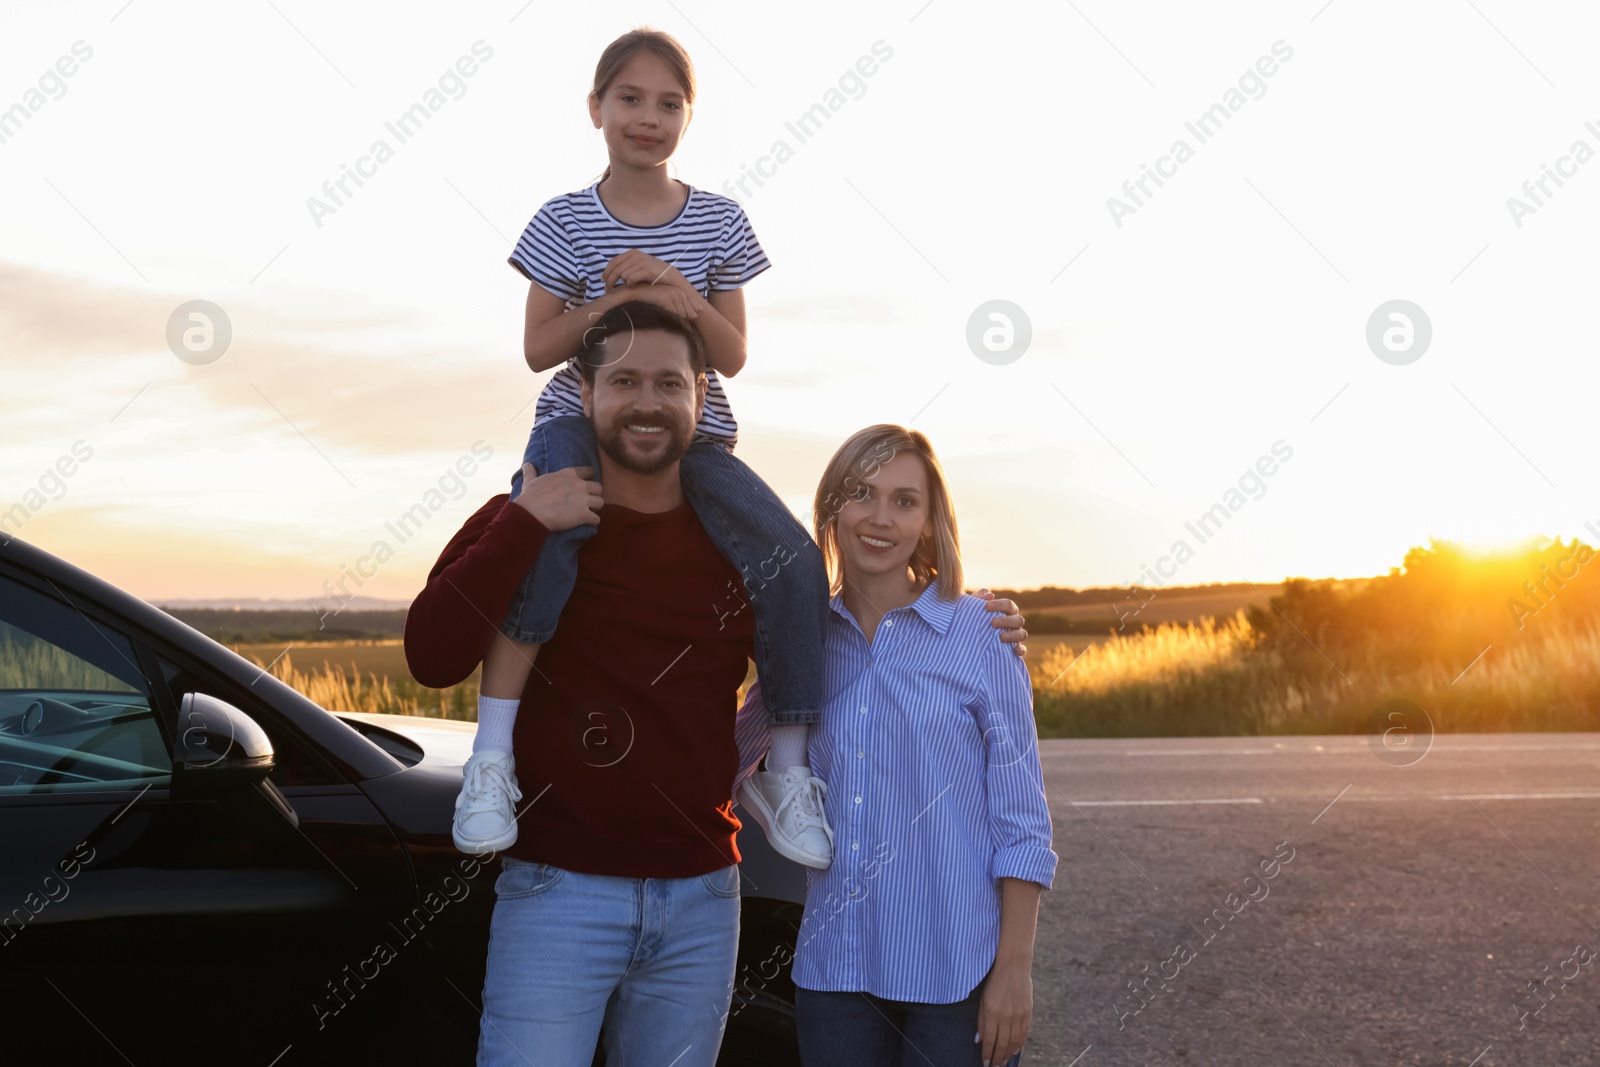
xmin=581 ymin=328 xmax=706 ymax=476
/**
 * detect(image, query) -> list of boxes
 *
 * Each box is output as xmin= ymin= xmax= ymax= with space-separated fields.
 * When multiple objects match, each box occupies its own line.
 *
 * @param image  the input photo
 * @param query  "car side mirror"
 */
xmin=173 ymin=692 xmax=275 ymax=796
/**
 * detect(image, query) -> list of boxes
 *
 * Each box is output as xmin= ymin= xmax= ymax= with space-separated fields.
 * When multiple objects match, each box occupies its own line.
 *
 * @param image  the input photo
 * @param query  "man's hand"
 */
xmin=512 ymin=463 xmax=602 ymax=532
xmin=604 ymin=249 xmax=693 ymax=294
xmin=976 ymin=588 xmax=1028 ymax=658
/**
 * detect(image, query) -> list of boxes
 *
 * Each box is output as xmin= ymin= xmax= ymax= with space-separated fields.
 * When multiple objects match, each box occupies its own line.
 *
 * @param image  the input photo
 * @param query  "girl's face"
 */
xmin=589 ymin=51 xmax=691 ymax=171
xmin=833 ymin=452 xmax=934 ymax=588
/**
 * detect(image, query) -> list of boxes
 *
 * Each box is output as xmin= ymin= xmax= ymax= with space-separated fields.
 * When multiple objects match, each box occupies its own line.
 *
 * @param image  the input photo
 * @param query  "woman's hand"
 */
xmin=977 ymin=958 xmax=1032 ymax=1066
xmin=604 ymin=249 xmax=694 ymax=294
xmin=976 ymin=588 xmax=1028 ymax=658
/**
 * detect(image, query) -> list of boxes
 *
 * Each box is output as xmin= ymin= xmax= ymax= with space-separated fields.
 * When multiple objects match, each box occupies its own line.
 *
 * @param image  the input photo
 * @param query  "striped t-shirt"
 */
xmin=508 ymin=180 xmax=771 ymax=447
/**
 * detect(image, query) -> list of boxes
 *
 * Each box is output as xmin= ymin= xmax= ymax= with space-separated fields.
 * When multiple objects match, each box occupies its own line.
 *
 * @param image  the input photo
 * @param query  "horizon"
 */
xmin=138 ymin=526 xmax=1600 ymax=609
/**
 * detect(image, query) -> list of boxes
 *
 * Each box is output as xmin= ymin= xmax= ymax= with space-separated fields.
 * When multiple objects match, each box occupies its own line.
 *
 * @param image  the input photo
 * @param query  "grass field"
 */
xmin=232 ymin=641 xmax=416 ymax=681
xmin=231 ymin=540 xmax=1600 ymax=740
xmin=1028 ymin=584 xmax=1283 ymax=631
xmin=232 ymin=642 xmax=482 ymax=721
xmin=1031 ymin=609 xmax=1600 ymax=737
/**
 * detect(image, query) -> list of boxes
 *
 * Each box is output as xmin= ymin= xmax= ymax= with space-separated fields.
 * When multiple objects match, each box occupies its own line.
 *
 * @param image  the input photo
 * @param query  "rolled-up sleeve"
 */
xmin=732 ymin=679 xmax=773 ymax=798
xmin=978 ymin=637 xmax=1058 ymax=889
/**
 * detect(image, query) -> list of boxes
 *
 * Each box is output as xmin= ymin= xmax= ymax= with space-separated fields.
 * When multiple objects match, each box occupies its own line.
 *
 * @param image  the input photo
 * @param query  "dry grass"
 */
xmin=0 ymin=630 xmax=139 ymax=692
xmin=1030 ymin=609 xmax=1600 ymax=738
xmin=242 ymin=614 xmax=1600 ymax=739
xmin=230 ymin=535 xmax=1600 ymax=740
xmin=239 ymin=651 xmax=480 ymax=722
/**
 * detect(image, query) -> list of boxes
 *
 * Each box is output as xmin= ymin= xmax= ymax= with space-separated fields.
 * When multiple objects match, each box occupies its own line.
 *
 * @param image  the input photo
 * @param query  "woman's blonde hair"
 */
xmin=813 ymin=424 xmax=963 ymax=600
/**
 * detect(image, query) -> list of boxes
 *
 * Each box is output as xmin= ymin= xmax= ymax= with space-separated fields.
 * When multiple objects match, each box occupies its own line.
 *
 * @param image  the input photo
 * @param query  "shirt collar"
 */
xmin=828 ymin=581 xmax=957 ymax=635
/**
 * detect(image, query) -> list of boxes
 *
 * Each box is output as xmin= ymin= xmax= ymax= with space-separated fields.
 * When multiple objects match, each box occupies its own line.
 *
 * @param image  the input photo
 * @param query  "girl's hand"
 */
xmin=604 ymin=249 xmax=693 ymax=294
xmin=617 ymin=282 xmax=699 ymax=321
xmin=977 ymin=960 xmax=1032 ymax=1067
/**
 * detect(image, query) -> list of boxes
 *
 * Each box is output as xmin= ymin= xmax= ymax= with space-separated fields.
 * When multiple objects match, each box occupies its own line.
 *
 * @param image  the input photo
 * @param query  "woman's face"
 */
xmin=833 ymin=451 xmax=933 ymax=586
xmin=589 ymin=51 xmax=691 ymax=170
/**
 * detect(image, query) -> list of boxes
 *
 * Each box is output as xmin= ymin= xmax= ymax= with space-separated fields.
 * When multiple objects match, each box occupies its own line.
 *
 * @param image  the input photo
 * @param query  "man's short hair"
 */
xmin=577 ymin=301 xmax=708 ymax=384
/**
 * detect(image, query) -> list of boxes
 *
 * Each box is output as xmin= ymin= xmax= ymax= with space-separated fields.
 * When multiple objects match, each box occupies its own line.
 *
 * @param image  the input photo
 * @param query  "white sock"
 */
xmin=474 ymin=696 xmax=520 ymax=755
xmin=768 ymin=724 xmax=809 ymax=774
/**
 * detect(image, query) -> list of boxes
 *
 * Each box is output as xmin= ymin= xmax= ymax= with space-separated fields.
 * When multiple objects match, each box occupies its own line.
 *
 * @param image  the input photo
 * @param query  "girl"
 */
xmin=452 ymin=27 xmax=834 ymax=870
xmin=748 ymin=424 xmax=1057 ymax=1067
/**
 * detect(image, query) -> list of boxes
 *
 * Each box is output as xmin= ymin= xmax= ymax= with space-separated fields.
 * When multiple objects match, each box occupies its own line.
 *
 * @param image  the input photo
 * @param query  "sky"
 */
xmin=2 ymin=0 xmax=1598 ymax=606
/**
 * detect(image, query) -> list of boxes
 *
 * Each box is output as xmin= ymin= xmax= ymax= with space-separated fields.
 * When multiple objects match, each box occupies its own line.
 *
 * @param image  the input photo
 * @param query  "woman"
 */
xmin=740 ymin=424 xmax=1057 ymax=1066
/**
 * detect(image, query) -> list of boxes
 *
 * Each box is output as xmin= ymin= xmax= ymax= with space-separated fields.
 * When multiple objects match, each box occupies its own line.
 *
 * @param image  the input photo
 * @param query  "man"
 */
xmin=404 ymin=302 xmax=1025 ymax=1064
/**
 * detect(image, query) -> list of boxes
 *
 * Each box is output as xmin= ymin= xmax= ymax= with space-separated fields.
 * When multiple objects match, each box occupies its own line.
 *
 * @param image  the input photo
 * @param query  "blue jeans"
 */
xmin=795 ymin=981 xmax=1022 ymax=1067
xmin=477 ymin=858 xmax=742 ymax=1066
xmin=504 ymin=415 xmax=826 ymax=724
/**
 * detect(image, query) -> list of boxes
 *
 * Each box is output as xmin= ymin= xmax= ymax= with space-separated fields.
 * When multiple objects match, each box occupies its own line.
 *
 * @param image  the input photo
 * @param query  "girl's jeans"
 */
xmin=504 ymin=414 xmax=825 ymax=725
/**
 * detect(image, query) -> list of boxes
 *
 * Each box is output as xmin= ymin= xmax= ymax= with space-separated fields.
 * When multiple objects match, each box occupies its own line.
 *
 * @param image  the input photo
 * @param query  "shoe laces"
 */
xmin=462 ymin=756 xmax=522 ymax=815
xmin=777 ymin=771 xmax=833 ymax=848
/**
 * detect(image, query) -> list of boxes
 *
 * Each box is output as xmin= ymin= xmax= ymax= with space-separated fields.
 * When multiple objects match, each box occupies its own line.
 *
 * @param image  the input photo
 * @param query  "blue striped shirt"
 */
xmin=734 ymin=585 xmax=1058 ymax=1003
xmin=507 ymin=181 xmax=770 ymax=447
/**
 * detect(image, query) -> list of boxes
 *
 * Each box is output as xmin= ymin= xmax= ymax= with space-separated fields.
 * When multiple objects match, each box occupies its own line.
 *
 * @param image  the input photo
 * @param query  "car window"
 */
xmin=0 ymin=576 xmax=169 ymax=795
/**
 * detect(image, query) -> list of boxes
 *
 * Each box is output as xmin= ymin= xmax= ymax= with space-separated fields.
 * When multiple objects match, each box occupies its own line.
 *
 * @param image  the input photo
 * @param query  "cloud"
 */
xmin=0 ymin=260 xmax=533 ymax=459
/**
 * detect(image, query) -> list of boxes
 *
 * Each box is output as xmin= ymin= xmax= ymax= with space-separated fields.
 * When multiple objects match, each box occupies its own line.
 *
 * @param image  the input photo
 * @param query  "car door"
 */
xmin=0 ymin=569 xmax=420 ymax=1065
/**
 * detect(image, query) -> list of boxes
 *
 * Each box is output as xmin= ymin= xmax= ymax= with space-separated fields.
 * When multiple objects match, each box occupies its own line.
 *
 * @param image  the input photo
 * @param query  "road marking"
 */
xmin=1348 ymin=792 xmax=1600 ymax=802
xmin=1119 ymin=748 xmax=1282 ymax=756
xmin=1052 ymin=784 xmax=1163 ymax=891
xmin=1451 ymin=779 xmax=1559 ymax=891
xmin=1042 ymin=743 xmax=1600 ymax=757
xmin=1056 ymin=792 xmax=1600 ymax=807
xmin=1065 ymin=798 xmax=1263 ymax=806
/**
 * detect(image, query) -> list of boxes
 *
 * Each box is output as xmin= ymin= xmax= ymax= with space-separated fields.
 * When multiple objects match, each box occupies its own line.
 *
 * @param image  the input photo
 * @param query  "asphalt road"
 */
xmin=1024 ymin=734 xmax=1600 ymax=1067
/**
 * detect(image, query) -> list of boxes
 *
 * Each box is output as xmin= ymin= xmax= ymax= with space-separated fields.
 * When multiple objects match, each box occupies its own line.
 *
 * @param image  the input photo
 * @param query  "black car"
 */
xmin=0 ymin=534 xmax=806 ymax=1066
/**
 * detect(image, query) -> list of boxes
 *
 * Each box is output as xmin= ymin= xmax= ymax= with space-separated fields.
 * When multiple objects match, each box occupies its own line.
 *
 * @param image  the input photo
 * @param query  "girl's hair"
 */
xmin=813 ymin=424 xmax=963 ymax=600
xmin=591 ymin=27 xmax=696 ymax=182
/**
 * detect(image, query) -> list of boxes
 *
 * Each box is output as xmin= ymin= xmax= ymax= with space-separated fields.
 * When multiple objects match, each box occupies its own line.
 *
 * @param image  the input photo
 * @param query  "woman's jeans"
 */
xmin=795 ymin=981 xmax=1022 ymax=1067
xmin=477 ymin=858 xmax=741 ymax=1066
xmin=505 ymin=415 xmax=825 ymax=724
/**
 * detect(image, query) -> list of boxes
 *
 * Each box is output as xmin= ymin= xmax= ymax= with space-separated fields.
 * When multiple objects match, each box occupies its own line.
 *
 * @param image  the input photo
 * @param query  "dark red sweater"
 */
xmin=403 ymin=494 xmax=755 ymax=877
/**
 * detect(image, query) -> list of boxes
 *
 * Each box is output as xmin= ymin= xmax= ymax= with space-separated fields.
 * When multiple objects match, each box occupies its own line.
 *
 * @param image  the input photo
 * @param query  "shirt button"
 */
xmin=856 ymin=750 xmax=864 ymax=758
xmin=884 ymin=619 xmax=893 ymax=627
xmin=854 ymin=796 xmax=861 ymax=804
xmin=852 ymin=842 xmax=859 ymax=851
xmin=859 ymin=706 xmax=867 ymax=714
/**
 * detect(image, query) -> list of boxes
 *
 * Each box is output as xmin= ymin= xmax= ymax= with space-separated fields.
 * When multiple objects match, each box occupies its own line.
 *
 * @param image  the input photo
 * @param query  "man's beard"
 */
xmin=595 ymin=409 xmax=694 ymax=475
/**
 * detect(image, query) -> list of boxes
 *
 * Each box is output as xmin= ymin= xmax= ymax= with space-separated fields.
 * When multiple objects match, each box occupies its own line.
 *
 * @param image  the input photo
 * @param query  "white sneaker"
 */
xmin=738 ymin=765 xmax=834 ymax=869
xmin=453 ymin=750 xmax=522 ymax=853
